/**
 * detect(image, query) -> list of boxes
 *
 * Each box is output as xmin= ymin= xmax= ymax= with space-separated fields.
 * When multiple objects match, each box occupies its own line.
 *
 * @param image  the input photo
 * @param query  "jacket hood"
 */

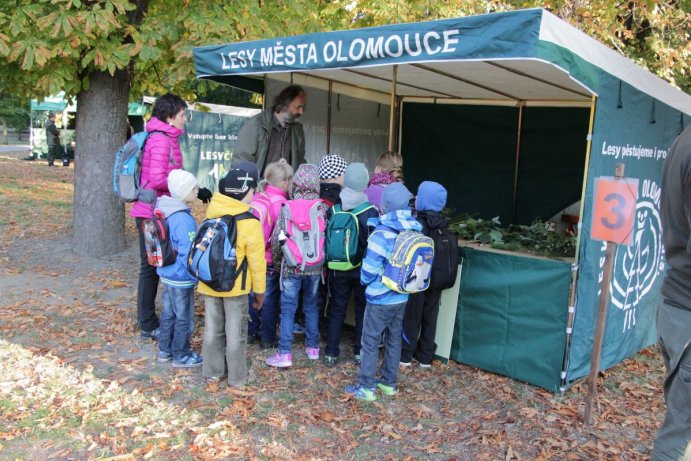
xmin=418 ymin=210 xmax=446 ymax=230
xmin=416 ymin=181 xmax=447 ymax=212
xmin=206 ymin=191 xmax=251 ymax=218
xmin=263 ymin=184 xmax=288 ymax=199
xmin=146 ymin=116 xmax=184 ymax=138
xmin=370 ymin=209 xmax=422 ymax=232
xmin=156 ymin=195 xmax=190 ymax=217
xmin=339 ymin=187 xmax=368 ymax=211
xmin=320 ymin=182 xmax=342 ymax=205
xmin=290 ymin=164 xmax=320 ymax=200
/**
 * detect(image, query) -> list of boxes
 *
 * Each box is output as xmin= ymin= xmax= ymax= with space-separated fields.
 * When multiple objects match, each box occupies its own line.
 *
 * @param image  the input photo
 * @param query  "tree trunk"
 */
xmin=72 ymin=70 xmax=130 ymax=257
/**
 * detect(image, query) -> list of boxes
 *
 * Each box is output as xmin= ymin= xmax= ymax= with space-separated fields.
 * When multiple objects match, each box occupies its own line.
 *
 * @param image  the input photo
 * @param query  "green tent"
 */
xmin=193 ymin=8 xmax=691 ymax=391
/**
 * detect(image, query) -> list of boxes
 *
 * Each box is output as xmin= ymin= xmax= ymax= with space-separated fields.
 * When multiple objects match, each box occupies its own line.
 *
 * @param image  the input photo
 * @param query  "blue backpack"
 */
xmin=187 ymin=212 xmax=256 ymax=292
xmin=112 ymin=131 xmax=172 ymax=203
xmin=380 ymin=230 xmax=435 ymax=293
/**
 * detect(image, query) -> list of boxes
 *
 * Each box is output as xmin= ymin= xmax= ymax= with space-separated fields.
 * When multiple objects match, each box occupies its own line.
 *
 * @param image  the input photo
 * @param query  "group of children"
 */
xmin=152 ymin=150 xmax=452 ymax=401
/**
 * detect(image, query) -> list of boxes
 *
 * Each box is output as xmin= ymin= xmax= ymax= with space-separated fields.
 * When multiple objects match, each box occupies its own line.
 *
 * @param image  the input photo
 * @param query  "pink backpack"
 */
xmin=279 ymin=199 xmax=326 ymax=271
xmin=250 ymin=192 xmax=285 ymax=247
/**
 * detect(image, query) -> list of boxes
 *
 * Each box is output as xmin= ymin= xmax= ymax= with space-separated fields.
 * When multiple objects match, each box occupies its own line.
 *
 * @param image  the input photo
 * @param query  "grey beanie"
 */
xmin=381 ymin=182 xmax=412 ymax=214
xmin=344 ymin=163 xmax=369 ymax=192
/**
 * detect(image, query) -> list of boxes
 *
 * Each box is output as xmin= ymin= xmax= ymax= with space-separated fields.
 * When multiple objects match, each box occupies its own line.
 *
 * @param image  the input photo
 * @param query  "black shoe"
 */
xmin=260 ymin=339 xmax=278 ymax=350
xmin=140 ymin=328 xmax=159 ymax=341
xmin=247 ymin=334 xmax=260 ymax=345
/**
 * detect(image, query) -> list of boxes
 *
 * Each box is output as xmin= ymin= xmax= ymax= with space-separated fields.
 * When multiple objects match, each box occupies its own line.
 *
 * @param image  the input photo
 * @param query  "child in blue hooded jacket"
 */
xmin=345 ymin=182 xmax=422 ymax=401
xmin=400 ymin=181 xmax=448 ymax=368
xmin=155 ymin=169 xmax=202 ymax=368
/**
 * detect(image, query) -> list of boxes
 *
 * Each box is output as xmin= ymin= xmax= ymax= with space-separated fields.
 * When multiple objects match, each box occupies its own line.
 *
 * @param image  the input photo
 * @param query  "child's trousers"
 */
xmin=400 ymin=287 xmax=442 ymax=365
xmin=359 ymin=301 xmax=407 ymax=389
xmin=202 ymin=295 xmax=249 ymax=387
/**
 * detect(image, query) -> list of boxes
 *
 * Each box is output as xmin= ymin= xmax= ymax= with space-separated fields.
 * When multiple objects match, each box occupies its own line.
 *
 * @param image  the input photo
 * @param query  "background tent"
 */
xmin=193 ymin=8 xmax=691 ymax=391
xmin=30 ymin=93 xmax=148 ymax=157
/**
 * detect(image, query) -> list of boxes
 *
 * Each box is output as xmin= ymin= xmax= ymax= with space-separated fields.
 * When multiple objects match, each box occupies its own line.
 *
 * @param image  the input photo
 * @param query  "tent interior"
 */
xmin=204 ymin=55 xmax=594 ymax=226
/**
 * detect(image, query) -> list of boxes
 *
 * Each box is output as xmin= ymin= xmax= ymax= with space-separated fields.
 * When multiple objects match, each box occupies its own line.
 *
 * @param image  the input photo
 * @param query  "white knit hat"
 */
xmin=168 ymin=169 xmax=198 ymax=200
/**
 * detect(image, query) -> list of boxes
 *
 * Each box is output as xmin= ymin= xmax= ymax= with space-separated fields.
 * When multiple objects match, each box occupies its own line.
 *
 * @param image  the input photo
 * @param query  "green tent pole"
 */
xmin=560 ymin=95 xmax=598 ymax=392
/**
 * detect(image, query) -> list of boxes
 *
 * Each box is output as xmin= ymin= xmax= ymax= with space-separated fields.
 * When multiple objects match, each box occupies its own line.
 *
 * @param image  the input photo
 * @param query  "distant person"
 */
xmin=45 ymin=112 xmax=61 ymax=167
xmin=651 ymin=125 xmax=691 ymax=461
xmin=155 ymin=170 xmax=202 ymax=368
xmin=130 ymin=94 xmax=211 ymax=341
xmin=200 ymin=166 xmax=266 ymax=386
xmin=234 ymin=85 xmax=307 ymax=176
xmin=345 ymin=182 xmax=421 ymax=401
xmin=364 ymin=151 xmax=404 ymax=212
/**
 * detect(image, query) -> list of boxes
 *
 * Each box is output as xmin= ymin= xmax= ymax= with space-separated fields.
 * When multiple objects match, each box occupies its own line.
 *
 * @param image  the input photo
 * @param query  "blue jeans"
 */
xmin=259 ymin=270 xmax=281 ymax=342
xmin=158 ymin=285 xmax=195 ymax=361
xmin=279 ymin=275 xmax=320 ymax=354
xmin=359 ymin=301 xmax=407 ymax=389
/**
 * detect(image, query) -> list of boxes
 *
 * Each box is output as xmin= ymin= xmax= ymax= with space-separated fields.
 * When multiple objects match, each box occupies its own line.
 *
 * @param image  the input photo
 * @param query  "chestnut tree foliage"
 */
xmin=0 ymin=0 xmax=686 ymax=256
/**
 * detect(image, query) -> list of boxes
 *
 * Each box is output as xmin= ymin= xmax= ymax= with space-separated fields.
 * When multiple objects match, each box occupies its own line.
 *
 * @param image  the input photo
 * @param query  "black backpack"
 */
xmin=428 ymin=220 xmax=459 ymax=290
xmin=187 ymin=212 xmax=257 ymax=292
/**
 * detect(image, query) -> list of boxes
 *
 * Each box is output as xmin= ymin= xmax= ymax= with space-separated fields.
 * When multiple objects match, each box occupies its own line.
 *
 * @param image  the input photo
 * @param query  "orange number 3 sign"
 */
xmin=591 ymin=177 xmax=639 ymax=245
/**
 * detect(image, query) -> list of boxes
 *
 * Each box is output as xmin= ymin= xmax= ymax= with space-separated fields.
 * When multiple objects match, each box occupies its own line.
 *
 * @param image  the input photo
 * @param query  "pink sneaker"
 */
xmin=305 ymin=347 xmax=319 ymax=360
xmin=266 ymin=352 xmax=292 ymax=368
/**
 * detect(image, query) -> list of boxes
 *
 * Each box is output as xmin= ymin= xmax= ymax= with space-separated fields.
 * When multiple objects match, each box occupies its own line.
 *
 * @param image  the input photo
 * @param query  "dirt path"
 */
xmin=0 ymin=150 xmax=667 ymax=460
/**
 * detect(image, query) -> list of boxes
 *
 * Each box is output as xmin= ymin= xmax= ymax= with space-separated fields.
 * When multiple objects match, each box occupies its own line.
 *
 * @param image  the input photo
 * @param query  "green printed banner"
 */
xmin=179 ymin=109 xmax=257 ymax=192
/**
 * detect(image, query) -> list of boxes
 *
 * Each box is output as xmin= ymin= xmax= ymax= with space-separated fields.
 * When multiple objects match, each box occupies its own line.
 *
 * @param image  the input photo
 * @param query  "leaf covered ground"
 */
xmin=0 ymin=152 xmax=667 ymax=460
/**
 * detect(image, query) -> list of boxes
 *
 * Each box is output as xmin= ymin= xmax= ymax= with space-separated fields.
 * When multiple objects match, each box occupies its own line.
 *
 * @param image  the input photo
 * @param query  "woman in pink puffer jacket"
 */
xmin=131 ymin=94 xmax=189 ymax=341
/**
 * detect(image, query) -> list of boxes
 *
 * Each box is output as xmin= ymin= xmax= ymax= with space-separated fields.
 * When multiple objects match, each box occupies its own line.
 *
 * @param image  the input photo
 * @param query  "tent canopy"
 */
xmin=193 ymin=8 xmax=690 ymax=112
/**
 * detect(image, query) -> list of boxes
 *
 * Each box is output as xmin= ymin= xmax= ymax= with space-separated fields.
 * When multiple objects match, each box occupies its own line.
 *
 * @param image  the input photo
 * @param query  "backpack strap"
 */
xmin=149 ymin=130 xmax=176 ymax=166
xmin=351 ymin=202 xmax=375 ymax=216
xmin=230 ymin=211 xmax=258 ymax=291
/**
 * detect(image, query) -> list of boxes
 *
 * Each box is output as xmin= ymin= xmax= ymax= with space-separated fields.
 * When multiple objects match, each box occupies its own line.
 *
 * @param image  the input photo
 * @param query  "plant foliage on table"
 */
xmin=448 ymin=214 xmax=576 ymax=258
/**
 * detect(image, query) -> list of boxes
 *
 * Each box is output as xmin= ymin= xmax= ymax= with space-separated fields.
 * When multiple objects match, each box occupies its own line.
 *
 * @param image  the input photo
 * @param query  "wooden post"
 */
xmin=584 ymin=163 xmax=625 ymax=425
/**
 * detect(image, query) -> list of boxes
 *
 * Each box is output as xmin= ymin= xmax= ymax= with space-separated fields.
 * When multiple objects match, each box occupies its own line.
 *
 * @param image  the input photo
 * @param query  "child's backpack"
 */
xmin=381 ymin=230 xmax=435 ymax=293
xmin=187 ymin=212 xmax=256 ymax=292
xmin=112 ymin=131 xmax=172 ymax=203
xmin=279 ymin=200 xmax=326 ymax=271
xmin=142 ymin=209 xmax=179 ymax=268
xmin=326 ymin=202 xmax=375 ymax=271
xmin=428 ymin=224 xmax=459 ymax=290
xmin=250 ymin=192 xmax=285 ymax=246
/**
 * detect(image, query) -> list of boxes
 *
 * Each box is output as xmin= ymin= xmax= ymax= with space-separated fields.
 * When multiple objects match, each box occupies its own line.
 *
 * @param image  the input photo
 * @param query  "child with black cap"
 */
xmin=198 ymin=163 xmax=267 ymax=387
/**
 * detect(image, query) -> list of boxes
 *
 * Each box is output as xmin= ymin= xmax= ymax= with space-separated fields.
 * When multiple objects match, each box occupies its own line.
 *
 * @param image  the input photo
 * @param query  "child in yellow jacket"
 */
xmin=199 ymin=163 xmax=266 ymax=386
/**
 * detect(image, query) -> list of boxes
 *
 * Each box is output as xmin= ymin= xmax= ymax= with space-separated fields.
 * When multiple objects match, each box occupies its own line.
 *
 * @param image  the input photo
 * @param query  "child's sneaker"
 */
xmin=172 ymin=352 xmax=202 ymax=368
xmin=266 ymin=352 xmax=292 ymax=368
xmin=323 ymin=355 xmax=337 ymax=368
xmin=157 ymin=351 xmax=172 ymax=363
xmin=345 ymin=384 xmax=377 ymax=402
xmin=353 ymin=354 xmax=361 ymax=363
xmin=376 ymin=382 xmax=398 ymax=396
xmin=293 ymin=324 xmax=305 ymax=335
xmin=399 ymin=361 xmax=411 ymax=368
xmin=305 ymin=347 xmax=319 ymax=360
xmin=418 ymin=362 xmax=432 ymax=369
